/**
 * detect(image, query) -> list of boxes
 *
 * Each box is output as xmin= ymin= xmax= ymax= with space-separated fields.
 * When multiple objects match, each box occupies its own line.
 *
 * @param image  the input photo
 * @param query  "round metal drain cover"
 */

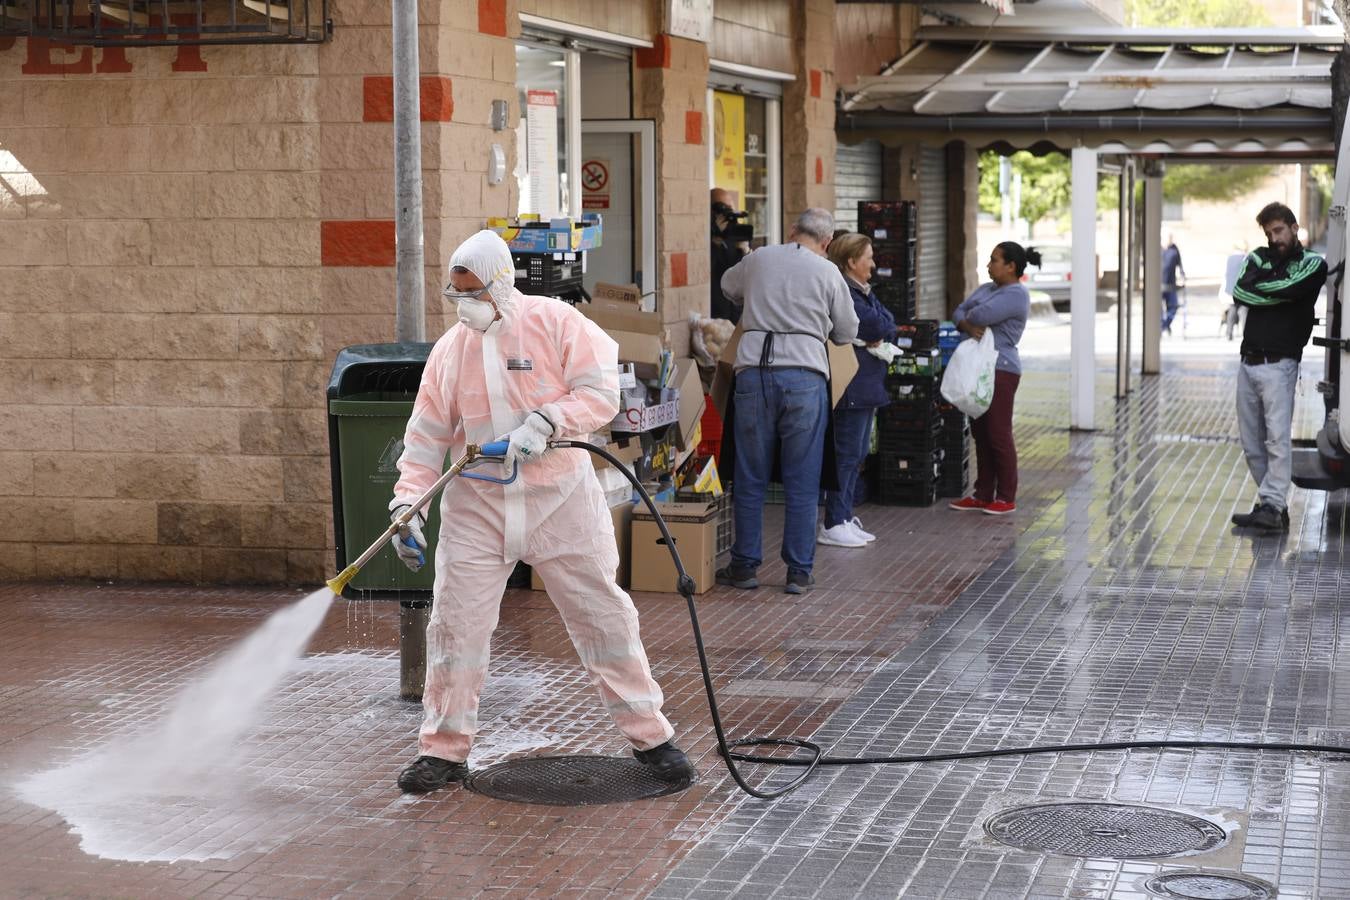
xmin=1144 ymin=872 xmax=1276 ymax=900
xmin=984 ymin=803 xmax=1226 ymax=859
xmin=462 ymin=754 xmax=692 ymax=806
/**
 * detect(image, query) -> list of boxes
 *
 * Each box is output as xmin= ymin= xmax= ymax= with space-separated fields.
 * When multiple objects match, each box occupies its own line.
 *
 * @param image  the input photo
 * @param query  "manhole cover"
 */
xmin=1144 ymin=872 xmax=1276 ymax=900
xmin=462 ymin=755 xmax=692 ymax=806
xmin=984 ymin=803 xmax=1226 ymax=859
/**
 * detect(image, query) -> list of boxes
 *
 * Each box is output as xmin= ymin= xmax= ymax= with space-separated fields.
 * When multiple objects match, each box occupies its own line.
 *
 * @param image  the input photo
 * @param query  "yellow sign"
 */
xmin=712 ymin=91 xmax=745 ymax=208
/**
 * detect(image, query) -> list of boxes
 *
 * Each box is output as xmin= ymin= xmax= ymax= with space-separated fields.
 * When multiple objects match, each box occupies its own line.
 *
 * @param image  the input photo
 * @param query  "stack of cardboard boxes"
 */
xmin=531 ymin=282 xmax=726 ymax=595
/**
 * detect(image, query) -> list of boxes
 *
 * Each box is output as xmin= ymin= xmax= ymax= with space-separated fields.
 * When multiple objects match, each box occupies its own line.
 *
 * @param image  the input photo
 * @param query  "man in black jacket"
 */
xmin=1229 ymin=202 xmax=1327 ymax=532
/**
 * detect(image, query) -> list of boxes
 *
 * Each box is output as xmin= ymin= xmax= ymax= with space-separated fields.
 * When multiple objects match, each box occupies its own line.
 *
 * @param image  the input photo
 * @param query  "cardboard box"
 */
xmin=488 ymin=213 xmax=603 ymax=253
xmin=580 ymin=282 xmax=666 ymax=364
xmin=710 ymin=325 xmax=859 ymax=420
xmin=629 ymin=495 xmax=729 ymax=595
xmin=672 ymin=358 xmax=706 ymax=451
xmin=531 ymin=500 xmax=632 ymax=591
xmin=613 ymin=398 xmax=679 ymax=433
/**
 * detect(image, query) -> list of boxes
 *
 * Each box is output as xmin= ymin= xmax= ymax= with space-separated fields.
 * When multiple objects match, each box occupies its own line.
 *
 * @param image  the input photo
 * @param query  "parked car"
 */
xmin=1024 ymin=242 xmax=1112 ymax=313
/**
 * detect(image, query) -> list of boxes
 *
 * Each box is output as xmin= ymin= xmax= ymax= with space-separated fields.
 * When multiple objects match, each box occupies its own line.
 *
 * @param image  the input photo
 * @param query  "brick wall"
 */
xmin=782 ymin=0 xmax=836 ymax=227
xmin=0 ymin=0 xmax=518 ymax=584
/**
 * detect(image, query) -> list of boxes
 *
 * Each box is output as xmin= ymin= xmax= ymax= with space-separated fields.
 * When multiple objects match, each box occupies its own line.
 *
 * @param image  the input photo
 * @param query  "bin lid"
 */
xmin=328 ymin=342 xmax=435 ymax=399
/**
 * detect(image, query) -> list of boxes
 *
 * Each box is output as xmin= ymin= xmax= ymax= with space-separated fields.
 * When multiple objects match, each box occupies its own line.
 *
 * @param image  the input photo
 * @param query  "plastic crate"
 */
xmin=858 ymin=200 xmax=916 ymax=233
xmin=877 ymin=405 xmax=940 ymax=433
xmin=877 ymin=429 xmax=943 ymax=458
xmin=876 ymin=479 xmax=938 ymax=507
xmin=889 ymin=348 xmax=942 ymax=377
xmin=512 ymin=252 xmax=584 ymax=294
xmin=895 ymin=319 xmax=940 ymax=350
xmin=878 ymin=448 xmax=942 ymax=480
xmin=884 ymin=373 xmax=939 ymax=404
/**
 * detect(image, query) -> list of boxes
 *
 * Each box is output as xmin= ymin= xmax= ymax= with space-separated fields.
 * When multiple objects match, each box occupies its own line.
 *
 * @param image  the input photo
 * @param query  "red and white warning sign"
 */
xmin=581 ymin=158 xmax=610 ymax=210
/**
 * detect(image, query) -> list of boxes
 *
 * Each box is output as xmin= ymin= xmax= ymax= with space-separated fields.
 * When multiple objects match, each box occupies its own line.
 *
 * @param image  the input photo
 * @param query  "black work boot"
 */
xmin=1247 ymin=503 xmax=1287 ymax=533
xmin=784 ymin=570 xmax=815 ymax=595
xmin=1231 ymin=502 xmax=1261 ymax=527
xmin=633 ymin=740 xmax=696 ymax=782
xmin=397 ymin=755 xmax=469 ymax=793
xmin=715 ymin=564 xmax=759 ymax=589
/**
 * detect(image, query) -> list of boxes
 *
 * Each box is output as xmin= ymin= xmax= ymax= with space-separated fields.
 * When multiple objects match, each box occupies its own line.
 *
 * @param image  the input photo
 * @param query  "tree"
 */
xmin=1125 ymin=0 xmax=1271 ymax=27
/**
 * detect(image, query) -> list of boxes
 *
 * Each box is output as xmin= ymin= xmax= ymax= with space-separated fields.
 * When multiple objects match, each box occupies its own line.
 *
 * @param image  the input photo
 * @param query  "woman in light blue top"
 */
xmin=947 ymin=241 xmax=1038 ymax=516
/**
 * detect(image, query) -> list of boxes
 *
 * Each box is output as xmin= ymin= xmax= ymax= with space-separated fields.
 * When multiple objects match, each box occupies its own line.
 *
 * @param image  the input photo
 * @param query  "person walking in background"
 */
xmin=1229 ymin=202 xmax=1326 ymax=533
xmin=819 ymin=233 xmax=898 ymax=548
xmin=715 ymin=208 xmax=859 ymax=594
xmin=1161 ymin=234 xmax=1186 ymax=335
xmin=948 ymin=241 xmax=1037 ymax=516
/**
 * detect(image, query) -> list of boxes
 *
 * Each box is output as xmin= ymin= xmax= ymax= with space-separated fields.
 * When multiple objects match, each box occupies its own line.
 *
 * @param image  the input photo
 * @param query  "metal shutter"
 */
xmin=834 ymin=140 xmax=883 ymax=233
xmin=916 ymin=145 xmax=947 ymax=319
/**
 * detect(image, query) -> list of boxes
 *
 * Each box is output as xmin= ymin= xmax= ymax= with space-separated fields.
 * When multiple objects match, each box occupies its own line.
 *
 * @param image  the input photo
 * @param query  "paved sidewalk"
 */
xmin=1 ymin=353 xmax=1347 ymax=899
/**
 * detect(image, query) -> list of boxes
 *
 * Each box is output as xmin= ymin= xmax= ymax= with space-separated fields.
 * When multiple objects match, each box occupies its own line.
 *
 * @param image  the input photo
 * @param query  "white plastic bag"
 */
xmin=940 ymin=330 xmax=998 ymax=418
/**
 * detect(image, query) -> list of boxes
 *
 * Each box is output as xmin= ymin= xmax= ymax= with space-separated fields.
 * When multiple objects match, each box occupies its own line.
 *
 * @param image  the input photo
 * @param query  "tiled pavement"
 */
xmin=1 ymin=351 xmax=1348 ymax=898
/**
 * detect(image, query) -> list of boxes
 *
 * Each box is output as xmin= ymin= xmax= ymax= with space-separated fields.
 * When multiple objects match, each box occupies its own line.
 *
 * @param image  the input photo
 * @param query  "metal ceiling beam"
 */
xmin=915 ymin=25 xmax=1345 ymax=46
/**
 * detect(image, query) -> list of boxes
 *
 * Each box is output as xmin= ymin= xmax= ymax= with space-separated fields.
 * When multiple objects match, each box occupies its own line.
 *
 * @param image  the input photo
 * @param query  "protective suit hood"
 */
xmin=449 ymin=230 xmax=516 ymax=308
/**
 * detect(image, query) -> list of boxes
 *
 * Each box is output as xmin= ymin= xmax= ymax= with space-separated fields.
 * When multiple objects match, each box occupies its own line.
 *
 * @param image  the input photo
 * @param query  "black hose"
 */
xmin=553 ymin=440 xmax=1350 ymax=800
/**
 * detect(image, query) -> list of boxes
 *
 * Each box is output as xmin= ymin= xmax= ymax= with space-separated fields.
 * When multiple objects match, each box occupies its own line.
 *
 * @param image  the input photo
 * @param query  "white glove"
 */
xmin=503 ymin=411 xmax=553 ymax=465
xmin=866 ymin=342 xmax=903 ymax=365
xmin=389 ymin=506 xmax=427 ymax=572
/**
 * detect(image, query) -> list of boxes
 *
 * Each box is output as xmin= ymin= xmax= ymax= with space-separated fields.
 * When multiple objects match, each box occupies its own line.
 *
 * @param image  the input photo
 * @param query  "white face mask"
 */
xmin=456 ymin=296 xmax=498 ymax=331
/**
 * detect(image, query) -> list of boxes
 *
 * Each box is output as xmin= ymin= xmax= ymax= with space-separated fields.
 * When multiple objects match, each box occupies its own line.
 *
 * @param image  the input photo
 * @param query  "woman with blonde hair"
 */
xmin=819 ymin=232 xmax=899 ymax=548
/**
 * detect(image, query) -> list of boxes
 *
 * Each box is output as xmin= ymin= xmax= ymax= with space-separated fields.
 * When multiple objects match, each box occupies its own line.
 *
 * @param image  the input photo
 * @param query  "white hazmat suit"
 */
xmin=390 ymin=230 xmax=675 ymax=764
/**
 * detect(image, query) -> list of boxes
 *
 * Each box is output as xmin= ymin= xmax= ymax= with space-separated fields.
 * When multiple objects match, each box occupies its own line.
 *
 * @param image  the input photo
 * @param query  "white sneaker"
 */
xmin=847 ymin=517 xmax=876 ymax=543
xmin=818 ymin=523 xmax=868 ymax=548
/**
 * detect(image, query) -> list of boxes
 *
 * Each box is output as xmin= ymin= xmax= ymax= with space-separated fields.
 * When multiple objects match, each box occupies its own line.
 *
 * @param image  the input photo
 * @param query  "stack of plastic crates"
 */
xmin=857 ymin=200 xmax=916 ymax=321
xmin=874 ymin=320 xmax=943 ymax=506
xmin=935 ymin=400 xmax=970 ymax=498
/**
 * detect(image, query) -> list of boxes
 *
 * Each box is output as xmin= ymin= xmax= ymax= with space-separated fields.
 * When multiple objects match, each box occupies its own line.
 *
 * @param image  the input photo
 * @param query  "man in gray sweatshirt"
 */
xmin=715 ymin=208 xmax=860 ymax=594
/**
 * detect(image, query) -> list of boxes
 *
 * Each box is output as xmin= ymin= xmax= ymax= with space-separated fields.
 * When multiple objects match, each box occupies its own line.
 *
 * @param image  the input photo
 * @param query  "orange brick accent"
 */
xmin=670 ymin=252 xmax=688 ymax=288
xmin=363 ymin=76 xmax=454 ymax=122
xmin=22 ymin=38 xmax=93 ymax=75
xmin=810 ymin=69 xmax=823 ymax=99
xmin=635 ymin=34 xmax=672 ymax=69
xmin=815 ymin=157 xmax=824 ymax=185
xmin=321 ymin=220 xmax=397 ymax=267
xmin=478 ymin=0 xmax=507 ymax=36
xmin=685 ymin=110 xmax=703 ymax=145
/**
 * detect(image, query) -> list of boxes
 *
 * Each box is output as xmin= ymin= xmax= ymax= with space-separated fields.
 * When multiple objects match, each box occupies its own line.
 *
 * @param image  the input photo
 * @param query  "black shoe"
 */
xmin=397 ymin=755 xmax=469 ymax=793
xmin=633 ymin=740 xmax=695 ymax=782
xmin=784 ymin=570 xmax=815 ymax=595
xmin=1247 ymin=503 xmax=1287 ymax=533
xmin=1233 ymin=502 xmax=1290 ymax=531
xmin=715 ymin=564 xmax=758 ymax=589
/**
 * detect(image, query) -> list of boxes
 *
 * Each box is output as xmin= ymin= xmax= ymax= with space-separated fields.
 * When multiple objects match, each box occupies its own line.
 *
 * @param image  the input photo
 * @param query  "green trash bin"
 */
xmin=327 ymin=343 xmax=439 ymax=594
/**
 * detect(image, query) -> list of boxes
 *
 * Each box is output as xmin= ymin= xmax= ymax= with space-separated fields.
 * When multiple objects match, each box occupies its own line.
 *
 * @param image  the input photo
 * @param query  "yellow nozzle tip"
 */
xmin=326 ymin=565 xmax=359 ymax=596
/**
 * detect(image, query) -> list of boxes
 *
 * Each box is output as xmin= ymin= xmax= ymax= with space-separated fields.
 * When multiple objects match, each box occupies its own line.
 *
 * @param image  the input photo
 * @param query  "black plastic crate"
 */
xmin=877 ymin=430 xmax=942 ymax=459
xmin=878 ymin=448 xmax=941 ymax=481
xmin=877 ymin=405 xmax=940 ymax=434
xmin=513 ymin=252 xmax=583 ymax=294
xmin=857 ymin=200 xmax=915 ymax=229
xmin=895 ymin=319 xmax=940 ymax=350
xmin=876 ymin=478 xmax=938 ymax=507
xmin=884 ymin=373 xmax=939 ymax=405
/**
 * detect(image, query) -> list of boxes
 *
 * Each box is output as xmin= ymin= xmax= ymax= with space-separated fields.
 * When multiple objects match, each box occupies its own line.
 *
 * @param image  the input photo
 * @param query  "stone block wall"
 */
xmin=0 ymin=0 xmax=518 ymax=584
xmin=783 ymin=0 xmax=836 ymax=228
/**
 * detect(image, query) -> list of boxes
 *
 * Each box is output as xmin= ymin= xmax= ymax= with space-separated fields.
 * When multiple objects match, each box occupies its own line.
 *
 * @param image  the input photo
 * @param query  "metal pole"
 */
xmin=1069 ymin=146 xmax=1097 ymax=431
xmin=1142 ymin=162 xmax=1164 ymax=375
xmin=393 ymin=0 xmax=425 ymax=343
xmin=1115 ymin=164 xmax=1131 ymax=399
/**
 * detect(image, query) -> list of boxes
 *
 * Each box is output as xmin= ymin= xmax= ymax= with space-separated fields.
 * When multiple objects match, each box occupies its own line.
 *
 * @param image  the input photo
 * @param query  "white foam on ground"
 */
xmin=14 ymin=588 xmax=335 ymax=862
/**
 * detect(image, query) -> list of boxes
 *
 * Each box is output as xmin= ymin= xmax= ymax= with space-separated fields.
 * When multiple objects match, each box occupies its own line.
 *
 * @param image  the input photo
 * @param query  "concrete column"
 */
xmin=1070 ymin=146 xmax=1097 ymax=431
xmin=1141 ymin=163 xmax=1164 ymax=375
xmin=1115 ymin=163 xmax=1132 ymax=399
xmin=946 ymin=142 xmax=979 ymax=316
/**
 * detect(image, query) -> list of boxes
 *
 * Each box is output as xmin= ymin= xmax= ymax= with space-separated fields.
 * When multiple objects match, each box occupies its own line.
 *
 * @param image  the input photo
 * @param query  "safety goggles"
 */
xmin=441 ymin=284 xmax=493 ymax=302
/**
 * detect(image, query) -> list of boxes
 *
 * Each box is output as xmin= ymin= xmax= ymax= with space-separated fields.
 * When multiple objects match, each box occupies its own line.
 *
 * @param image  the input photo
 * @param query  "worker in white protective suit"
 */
xmin=388 ymin=230 xmax=693 ymax=794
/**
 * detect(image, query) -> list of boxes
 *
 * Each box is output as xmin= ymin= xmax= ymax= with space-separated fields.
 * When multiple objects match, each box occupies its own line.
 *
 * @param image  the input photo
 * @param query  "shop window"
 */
xmin=710 ymin=89 xmax=780 ymax=248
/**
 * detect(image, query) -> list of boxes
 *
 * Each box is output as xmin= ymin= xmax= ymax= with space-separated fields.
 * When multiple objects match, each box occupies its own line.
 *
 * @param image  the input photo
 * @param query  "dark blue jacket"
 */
xmin=838 ymin=279 xmax=897 ymax=410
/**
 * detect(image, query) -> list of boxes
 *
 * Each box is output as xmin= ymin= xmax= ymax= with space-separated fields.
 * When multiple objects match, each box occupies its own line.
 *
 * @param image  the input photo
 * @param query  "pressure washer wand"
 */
xmin=325 ymin=441 xmax=508 ymax=595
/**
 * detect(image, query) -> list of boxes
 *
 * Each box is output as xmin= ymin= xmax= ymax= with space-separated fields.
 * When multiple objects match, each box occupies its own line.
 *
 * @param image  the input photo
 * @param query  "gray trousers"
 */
xmin=1235 ymin=358 xmax=1299 ymax=512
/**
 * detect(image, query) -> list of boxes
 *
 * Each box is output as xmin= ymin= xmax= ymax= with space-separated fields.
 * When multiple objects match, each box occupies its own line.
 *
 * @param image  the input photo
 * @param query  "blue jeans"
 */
xmin=824 ymin=407 xmax=873 ymax=529
xmin=1161 ymin=289 xmax=1179 ymax=331
xmin=1236 ymin=357 xmax=1299 ymax=512
xmin=731 ymin=367 xmax=829 ymax=575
